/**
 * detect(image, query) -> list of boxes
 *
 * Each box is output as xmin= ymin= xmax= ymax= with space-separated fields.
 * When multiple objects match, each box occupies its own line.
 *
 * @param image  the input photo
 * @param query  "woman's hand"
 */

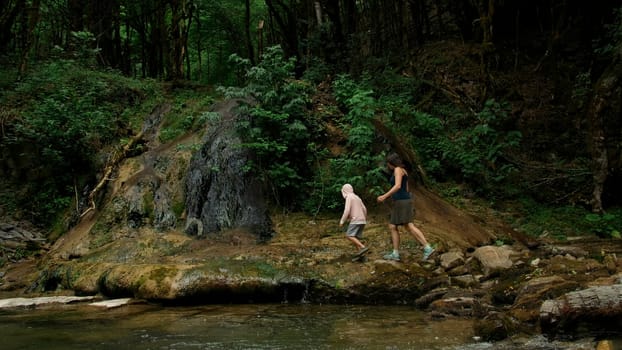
xmin=377 ymin=194 xmax=387 ymax=203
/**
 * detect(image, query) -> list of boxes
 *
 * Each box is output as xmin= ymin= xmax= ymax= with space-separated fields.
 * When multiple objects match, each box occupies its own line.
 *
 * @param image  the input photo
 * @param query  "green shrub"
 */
xmin=218 ymin=46 xmax=322 ymax=208
xmin=512 ymin=198 xmax=622 ymax=240
xmin=585 ymin=212 xmax=622 ymax=238
xmin=2 ymin=60 xmax=155 ymax=224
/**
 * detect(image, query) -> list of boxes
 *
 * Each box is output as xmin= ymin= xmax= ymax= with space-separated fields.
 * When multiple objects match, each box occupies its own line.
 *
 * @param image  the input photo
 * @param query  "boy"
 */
xmin=339 ymin=184 xmax=369 ymax=258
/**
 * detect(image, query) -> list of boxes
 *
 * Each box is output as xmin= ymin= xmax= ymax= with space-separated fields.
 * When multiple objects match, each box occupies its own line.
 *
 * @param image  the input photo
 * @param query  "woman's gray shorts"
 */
xmin=346 ymin=224 xmax=365 ymax=238
xmin=390 ymin=199 xmax=414 ymax=225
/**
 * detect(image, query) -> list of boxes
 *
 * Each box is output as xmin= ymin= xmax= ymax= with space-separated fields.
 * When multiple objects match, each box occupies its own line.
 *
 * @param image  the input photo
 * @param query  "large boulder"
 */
xmin=184 ymin=99 xmax=273 ymax=241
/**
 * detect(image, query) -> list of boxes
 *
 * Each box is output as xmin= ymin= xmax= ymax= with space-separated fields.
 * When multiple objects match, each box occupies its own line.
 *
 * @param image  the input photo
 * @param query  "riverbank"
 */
xmin=1 ymin=209 xmax=621 ymax=345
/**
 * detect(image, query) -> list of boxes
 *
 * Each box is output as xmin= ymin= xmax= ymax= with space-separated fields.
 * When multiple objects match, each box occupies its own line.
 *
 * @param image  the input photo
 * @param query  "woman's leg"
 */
xmin=389 ymin=224 xmax=400 ymax=250
xmin=406 ymin=222 xmax=428 ymax=247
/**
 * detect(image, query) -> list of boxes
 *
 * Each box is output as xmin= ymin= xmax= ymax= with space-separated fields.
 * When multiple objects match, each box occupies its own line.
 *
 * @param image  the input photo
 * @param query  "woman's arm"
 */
xmin=377 ymin=167 xmax=403 ymax=202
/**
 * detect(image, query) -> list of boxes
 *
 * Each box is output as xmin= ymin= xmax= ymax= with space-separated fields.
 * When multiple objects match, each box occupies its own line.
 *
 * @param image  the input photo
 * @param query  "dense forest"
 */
xmin=1 ymin=0 xmax=621 ymax=242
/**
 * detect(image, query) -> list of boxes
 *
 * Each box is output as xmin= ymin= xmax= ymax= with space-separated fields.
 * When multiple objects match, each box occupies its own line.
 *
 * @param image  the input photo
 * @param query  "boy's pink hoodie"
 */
xmin=340 ymin=184 xmax=367 ymax=225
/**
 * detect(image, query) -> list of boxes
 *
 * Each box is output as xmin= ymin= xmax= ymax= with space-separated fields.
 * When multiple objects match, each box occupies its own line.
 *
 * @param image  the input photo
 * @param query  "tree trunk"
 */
xmin=18 ymin=0 xmax=40 ymax=76
xmin=313 ymin=1 xmax=322 ymax=26
xmin=586 ymin=48 xmax=622 ymax=213
xmin=245 ymin=0 xmax=256 ymax=65
xmin=67 ymin=0 xmax=87 ymax=31
xmin=264 ymin=0 xmax=301 ymax=61
xmin=540 ymin=284 xmax=622 ymax=336
xmin=195 ymin=9 xmax=202 ymax=80
xmin=86 ymin=0 xmax=121 ymax=68
xmin=123 ymin=13 xmax=132 ymax=75
xmin=184 ymin=3 xmax=193 ymax=80
xmin=168 ymin=0 xmax=185 ymax=80
xmin=0 ymin=0 xmax=26 ymax=52
xmin=152 ymin=4 xmax=167 ymax=78
xmin=476 ymin=0 xmax=496 ymax=101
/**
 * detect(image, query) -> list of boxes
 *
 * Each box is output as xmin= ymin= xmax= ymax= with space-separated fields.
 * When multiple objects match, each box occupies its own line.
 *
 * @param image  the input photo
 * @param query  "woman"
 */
xmin=376 ymin=153 xmax=434 ymax=261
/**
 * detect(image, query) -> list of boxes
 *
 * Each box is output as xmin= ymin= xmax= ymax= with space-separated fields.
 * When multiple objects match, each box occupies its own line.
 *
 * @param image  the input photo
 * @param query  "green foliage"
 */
xmin=301 ymin=56 xmax=334 ymax=84
xmin=340 ymin=69 xmax=522 ymax=199
xmin=584 ymin=213 xmax=622 ymax=238
xmin=512 ymin=198 xmax=622 ymax=240
xmin=441 ymin=99 xmax=521 ymax=185
xmin=1 ymin=60 xmax=156 ymax=224
xmin=333 ymin=76 xmax=385 ymax=188
xmin=405 ymin=109 xmax=445 ymax=175
xmin=160 ymin=92 xmax=216 ymax=142
xmin=65 ymin=31 xmax=101 ymax=66
xmin=185 ymin=1 xmax=269 ymax=84
xmin=593 ymin=6 xmax=622 ymax=56
xmin=571 ymin=71 xmax=592 ymax=110
xmin=299 ymin=74 xmax=388 ymax=212
xmin=405 ymin=99 xmax=522 ymax=195
xmin=218 ymin=46 xmax=322 ymax=208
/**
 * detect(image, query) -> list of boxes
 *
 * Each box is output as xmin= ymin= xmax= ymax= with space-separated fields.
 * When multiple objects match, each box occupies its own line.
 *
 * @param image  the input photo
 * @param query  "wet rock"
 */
xmin=89 ymin=298 xmax=133 ymax=309
xmin=0 ymin=221 xmax=47 ymax=259
xmin=0 ymin=296 xmax=96 ymax=309
xmin=447 ymin=264 xmax=470 ymax=276
xmin=429 ymin=296 xmax=480 ymax=317
xmin=472 ymin=245 xmax=514 ymax=276
xmin=510 ymin=276 xmax=580 ymax=322
xmin=66 ymin=262 xmax=310 ymax=304
xmin=153 ymin=185 xmax=177 ymax=231
xmin=440 ymin=251 xmax=465 ymax=270
xmin=603 ymin=254 xmax=618 ymax=274
xmin=541 ymin=244 xmax=589 ymax=259
xmin=545 ymin=255 xmax=609 ymax=278
xmin=371 ymin=259 xmax=410 ymax=274
xmin=473 ymin=311 xmax=519 ymax=341
xmin=451 ymin=274 xmax=479 ymax=288
xmin=415 ymin=287 xmax=449 ymax=308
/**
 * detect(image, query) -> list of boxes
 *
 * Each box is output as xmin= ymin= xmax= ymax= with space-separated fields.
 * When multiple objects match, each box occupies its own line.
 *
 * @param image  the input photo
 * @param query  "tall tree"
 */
xmin=89 ymin=0 xmax=122 ymax=68
xmin=264 ymin=0 xmax=302 ymax=61
xmin=18 ymin=0 xmax=40 ymax=75
xmin=0 ymin=0 xmax=27 ymax=53
xmin=168 ymin=0 xmax=190 ymax=80
xmin=585 ymin=59 xmax=619 ymax=213
xmin=245 ymin=0 xmax=256 ymax=65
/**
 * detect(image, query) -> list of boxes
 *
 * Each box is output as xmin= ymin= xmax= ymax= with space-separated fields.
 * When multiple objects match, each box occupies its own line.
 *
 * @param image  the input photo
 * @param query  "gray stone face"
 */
xmin=184 ymin=100 xmax=274 ymax=241
xmin=0 ymin=221 xmax=47 ymax=257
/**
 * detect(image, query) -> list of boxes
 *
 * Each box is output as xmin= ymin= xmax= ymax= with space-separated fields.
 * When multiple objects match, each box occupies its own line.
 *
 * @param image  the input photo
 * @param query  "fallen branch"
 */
xmin=80 ymin=128 xmax=145 ymax=217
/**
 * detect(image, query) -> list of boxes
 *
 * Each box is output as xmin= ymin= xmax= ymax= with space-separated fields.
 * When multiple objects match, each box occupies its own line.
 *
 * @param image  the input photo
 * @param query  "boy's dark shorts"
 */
xmin=346 ymin=224 xmax=365 ymax=239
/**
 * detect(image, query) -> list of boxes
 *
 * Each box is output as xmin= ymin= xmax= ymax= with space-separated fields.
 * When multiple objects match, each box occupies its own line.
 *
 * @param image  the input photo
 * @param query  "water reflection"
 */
xmin=1 ymin=302 xmax=613 ymax=350
xmin=0 ymin=303 xmax=476 ymax=349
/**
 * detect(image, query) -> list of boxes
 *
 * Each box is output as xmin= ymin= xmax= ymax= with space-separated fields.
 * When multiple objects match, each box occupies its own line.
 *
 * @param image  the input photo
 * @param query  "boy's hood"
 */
xmin=341 ymin=184 xmax=354 ymax=198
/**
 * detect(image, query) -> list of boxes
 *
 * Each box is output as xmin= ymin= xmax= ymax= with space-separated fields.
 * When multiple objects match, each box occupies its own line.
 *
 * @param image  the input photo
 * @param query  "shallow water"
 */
xmin=0 ymin=303 xmax=476 ymax=349
xmin=0 ymin=303 xmax=610 ymax=350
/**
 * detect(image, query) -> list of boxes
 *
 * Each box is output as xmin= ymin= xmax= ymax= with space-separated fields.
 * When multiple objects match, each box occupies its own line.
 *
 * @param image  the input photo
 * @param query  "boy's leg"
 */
xmin=346 ymin=224 xmax=366 ymax=249
xmin=347 ymin=236 xmax=365 ymax=250
xmin=346 ymin=224 xmax=369 ymax=258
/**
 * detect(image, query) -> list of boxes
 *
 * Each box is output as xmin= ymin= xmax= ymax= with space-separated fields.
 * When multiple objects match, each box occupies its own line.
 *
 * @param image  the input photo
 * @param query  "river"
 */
xmin=0 ymin=302 xmax=608 ymax=349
